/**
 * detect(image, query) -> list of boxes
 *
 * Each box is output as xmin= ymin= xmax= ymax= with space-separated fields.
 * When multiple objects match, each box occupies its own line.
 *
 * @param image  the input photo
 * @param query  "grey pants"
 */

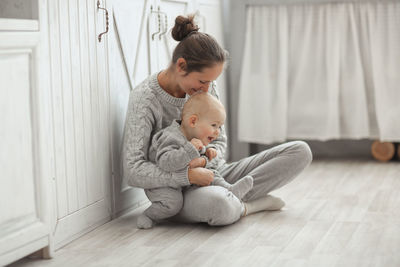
xmin=144 ymin=141 xmax=312 ymax=226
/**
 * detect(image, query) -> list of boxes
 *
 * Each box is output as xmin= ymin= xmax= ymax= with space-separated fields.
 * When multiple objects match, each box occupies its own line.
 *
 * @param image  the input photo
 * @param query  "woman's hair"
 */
xmin=171 ymin=15 xmax=228 ymax=74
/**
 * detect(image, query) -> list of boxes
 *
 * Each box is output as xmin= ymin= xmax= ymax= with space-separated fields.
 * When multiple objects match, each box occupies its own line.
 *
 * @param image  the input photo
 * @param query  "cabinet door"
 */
xmin=195 ymin=0 xmax=227 ymax=107
xmin=156 ymin=0 xmax=195 ymax=72
xmin=47 ymin=0 xmax=112 ymax=249
xmin=108 ymin=0 xmax=154 ymax=215
xmin=0 ymin=32 xmax=51 ymax=266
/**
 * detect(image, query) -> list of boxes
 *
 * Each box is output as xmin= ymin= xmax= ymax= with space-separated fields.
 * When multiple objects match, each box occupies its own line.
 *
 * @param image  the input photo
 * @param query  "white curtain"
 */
xmin=238 ymin=2 xmax=400 ymax=144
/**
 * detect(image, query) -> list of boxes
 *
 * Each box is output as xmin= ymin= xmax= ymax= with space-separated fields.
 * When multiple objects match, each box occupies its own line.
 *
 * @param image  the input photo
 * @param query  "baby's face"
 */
xmin=194 ymin=108 xmax=226 ymax=146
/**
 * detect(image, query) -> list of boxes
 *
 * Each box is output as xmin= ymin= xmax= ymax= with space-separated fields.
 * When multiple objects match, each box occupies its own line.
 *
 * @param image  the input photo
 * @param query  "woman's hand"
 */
xmin=188 ymin=157 xmax=206 ymax=168
xmin=188 ymin=168 xmax=214 ymax=186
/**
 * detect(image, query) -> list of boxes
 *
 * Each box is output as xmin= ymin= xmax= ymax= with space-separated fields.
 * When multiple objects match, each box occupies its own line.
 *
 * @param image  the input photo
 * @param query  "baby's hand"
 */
xmin=190 ymin=138 xmax=204 ymax=151
xmin=206 ymin=148 xmax=217 ymax=160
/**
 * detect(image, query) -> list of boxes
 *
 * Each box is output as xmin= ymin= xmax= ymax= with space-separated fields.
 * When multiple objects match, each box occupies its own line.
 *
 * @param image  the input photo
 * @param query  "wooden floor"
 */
xmin=11 ymin=160 xmax=400 ymax=267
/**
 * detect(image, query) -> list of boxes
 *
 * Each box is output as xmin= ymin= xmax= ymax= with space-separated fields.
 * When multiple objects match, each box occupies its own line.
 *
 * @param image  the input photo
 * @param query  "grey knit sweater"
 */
xmin=121 ymin=73 xmax=227 ymax=189
xmin=149 ymin=120 xmax=200 ymax=172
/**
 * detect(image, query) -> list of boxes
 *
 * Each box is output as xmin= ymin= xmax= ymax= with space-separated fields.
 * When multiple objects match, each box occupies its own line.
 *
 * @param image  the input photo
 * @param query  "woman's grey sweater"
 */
xmin=121 ymin=73 xmax=227 ymax=189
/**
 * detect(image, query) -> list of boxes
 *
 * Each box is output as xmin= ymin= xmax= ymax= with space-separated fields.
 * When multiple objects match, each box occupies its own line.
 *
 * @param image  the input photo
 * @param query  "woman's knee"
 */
xmin=288 ymin=141 xmax=313 ymax=168
xmin=174 ymin=186 xmax=242 ymax=225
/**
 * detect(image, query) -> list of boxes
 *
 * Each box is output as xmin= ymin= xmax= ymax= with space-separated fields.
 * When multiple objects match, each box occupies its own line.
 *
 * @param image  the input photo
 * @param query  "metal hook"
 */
xmin=97 ymin=0 xmax=109 ymax=42
xmin=158 ymin=12 xmax=168 ymax=40
xmin=151 ymin=6 xmax=162 ymax=41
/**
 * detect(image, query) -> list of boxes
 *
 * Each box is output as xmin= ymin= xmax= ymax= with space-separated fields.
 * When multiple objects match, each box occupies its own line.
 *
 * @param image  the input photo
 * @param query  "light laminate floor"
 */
xmin=10 ymin=160 xmax=400 ymax=267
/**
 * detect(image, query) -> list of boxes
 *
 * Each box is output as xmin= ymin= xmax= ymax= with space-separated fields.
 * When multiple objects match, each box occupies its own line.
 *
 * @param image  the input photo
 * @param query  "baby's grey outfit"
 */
xmin=144 ymin=120 xmax=235 ymax=221
xmin=122 ymin=73 xmax=312 ymax=226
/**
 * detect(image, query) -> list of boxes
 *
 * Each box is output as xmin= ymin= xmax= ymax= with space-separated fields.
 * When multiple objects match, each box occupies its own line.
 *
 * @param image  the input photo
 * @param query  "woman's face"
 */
xmin=177 ymin=62 xmax=224 ymax=96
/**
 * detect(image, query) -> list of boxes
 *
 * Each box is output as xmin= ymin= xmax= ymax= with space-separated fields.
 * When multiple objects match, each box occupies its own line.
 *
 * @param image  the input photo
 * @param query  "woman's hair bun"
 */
xmin=171 ymin=14 xmax=199 ymax=41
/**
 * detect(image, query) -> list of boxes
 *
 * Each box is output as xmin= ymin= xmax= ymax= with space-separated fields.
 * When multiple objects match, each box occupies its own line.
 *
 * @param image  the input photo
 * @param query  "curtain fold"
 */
xmin=238 ymin=2 xmax=400 ymax=144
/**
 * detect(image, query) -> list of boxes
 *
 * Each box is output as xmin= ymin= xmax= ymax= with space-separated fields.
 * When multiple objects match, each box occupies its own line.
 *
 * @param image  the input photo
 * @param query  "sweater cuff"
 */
xmin=201 ymin=155 xmax=209 ymax=168
xmin=173 ymin=168 xmax=191 ymax=187
xmin=183 ymin=142 xmax=200 ymax=160
xmin=207 ymin=144 xmax=217 ymax=150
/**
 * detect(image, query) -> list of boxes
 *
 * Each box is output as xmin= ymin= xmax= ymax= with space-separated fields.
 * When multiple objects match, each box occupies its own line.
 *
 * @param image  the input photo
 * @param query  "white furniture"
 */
xmin=46 ymin=0 xmax=112 ymax=249
xmin=1 ymin=0 xmax=226 ymax=264
xmin=0 ymin=0 xmax=53 ymax=265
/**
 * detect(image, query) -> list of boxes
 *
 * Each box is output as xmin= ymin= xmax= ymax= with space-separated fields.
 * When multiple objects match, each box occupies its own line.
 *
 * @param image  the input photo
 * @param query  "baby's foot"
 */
xmin=231 ymin=175 xmax=254 ymax=200
xmin=137 ymin=214 xmax=154 ymax=229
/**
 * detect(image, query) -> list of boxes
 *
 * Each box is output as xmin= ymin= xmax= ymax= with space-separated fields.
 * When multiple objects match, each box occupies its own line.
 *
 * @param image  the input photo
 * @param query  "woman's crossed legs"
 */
xmin=174 ymin=141 xmax=312 ymax=226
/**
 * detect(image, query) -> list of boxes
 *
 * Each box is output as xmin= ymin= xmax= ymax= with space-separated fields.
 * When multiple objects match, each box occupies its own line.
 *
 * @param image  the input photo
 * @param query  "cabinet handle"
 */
xmin=151 ymin=6 xmax=162 ymax=41
xmin=97 ymin=0 xmax=109 ymax=42
xmin=158 ymin=12 xmax=168 ymax=40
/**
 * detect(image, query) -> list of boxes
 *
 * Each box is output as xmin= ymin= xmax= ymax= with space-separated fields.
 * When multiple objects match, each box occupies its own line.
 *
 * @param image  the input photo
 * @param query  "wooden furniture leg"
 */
xmin=371 ymin=141 xmax=395 ymax=162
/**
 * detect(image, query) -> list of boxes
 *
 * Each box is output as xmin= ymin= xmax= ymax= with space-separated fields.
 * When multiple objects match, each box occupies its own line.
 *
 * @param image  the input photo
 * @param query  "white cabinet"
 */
xmin=108 ymin=0 xmax=227 ymax=215
xmin=0 ymin=1 xmax=52 ymax=265
xmin=46 ymin=0 xmax=112 ymax=249
xmin=108 ymin=0 xmax=154 ymax=216
xmin=2 ymin=0 xmax=113 ymax=255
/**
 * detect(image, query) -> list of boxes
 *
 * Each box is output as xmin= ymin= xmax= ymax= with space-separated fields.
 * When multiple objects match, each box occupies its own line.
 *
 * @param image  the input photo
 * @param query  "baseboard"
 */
xmin=53 ymin=199 xmax=111 ymax=250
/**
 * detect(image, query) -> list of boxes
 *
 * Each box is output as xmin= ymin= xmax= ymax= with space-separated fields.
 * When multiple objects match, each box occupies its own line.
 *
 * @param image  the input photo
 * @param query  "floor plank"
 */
xmin=9 ymin=160 xmax=400 ymax=267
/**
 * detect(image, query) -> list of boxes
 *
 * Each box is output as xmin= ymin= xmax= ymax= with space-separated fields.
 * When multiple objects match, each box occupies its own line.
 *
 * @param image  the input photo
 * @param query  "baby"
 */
xmin=137 ymin=92 xmax=253 ymax=229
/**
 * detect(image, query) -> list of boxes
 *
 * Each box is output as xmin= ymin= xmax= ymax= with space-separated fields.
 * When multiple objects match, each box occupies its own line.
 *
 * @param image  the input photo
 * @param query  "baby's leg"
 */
xmin=212 ymin=171 xmax=253 ymax=200
xmin=138 ymin=187 xmax=183 ymax=229
xmin=137 ymin=214 xmax=154 ymax=229
xmin=231 ymin=175 xmax=254 ymax=200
